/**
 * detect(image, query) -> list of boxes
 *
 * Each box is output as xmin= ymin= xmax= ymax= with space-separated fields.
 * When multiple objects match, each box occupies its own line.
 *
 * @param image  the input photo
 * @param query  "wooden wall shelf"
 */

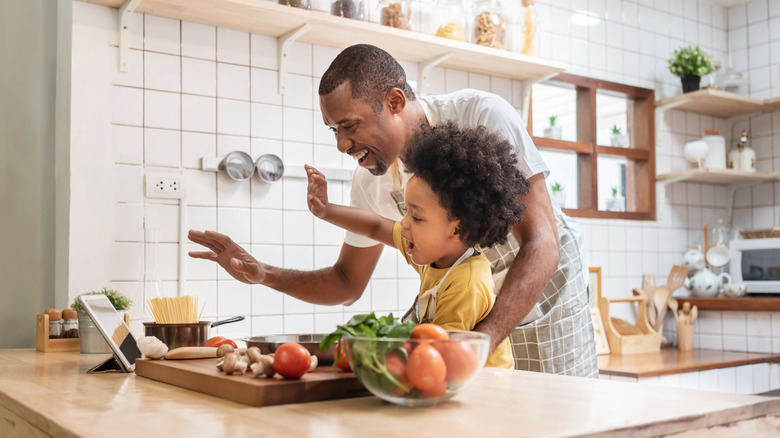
xmin=655 ymin=168 xmax=776 ymax=185
xmin=765 ymin=96 xmax=780 ymax=110
xmin=80 ymin=0 xmax=567 ymax=83
xmin=676 ymin=296 xmax=780 ymax=312
xmin=655 ymin=88 xmax=773 ymax=119
xmin=599 ymin=348 xmax=780 ymax=378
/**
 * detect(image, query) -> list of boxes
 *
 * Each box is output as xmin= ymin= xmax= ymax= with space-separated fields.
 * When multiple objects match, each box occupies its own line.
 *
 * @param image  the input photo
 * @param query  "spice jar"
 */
xmin=379 ymin=0 xmax=412 ymax=30
xmin=431 ymin=0 xmax=466 ymax=42
xmin=331 ymin=0 xmax=365 ymax=20
xmin=62 ymin=309 xmax=80 ymax=338
xmin=472 ymin=0 xmax=506 ymax=50
xmin=278 ymin=0 xmax=312 ymax=9
xmin=45 ymin=308 xmax=63 ymax=339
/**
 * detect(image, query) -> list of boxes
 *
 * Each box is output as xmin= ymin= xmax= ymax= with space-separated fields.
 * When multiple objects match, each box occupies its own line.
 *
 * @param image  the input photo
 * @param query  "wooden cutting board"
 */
xmin=135 ymin=358 xmax=370 ymax=407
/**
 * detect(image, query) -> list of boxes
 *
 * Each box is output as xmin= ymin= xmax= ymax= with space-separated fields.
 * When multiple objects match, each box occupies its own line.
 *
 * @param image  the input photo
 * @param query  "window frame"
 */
xmin=529 ymin=73 xmax=656 ymax=220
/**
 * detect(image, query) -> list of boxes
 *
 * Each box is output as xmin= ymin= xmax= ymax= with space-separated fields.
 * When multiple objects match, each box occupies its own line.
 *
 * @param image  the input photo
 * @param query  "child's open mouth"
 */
xmin=406 ymin=241 xmax=415 ymax=255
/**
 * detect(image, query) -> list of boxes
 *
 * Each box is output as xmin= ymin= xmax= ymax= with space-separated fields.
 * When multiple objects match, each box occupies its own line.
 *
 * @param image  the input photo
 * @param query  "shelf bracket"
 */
xmin=277 ymin=24 xmax=311 ymax=95
xmin=725 ymin=180 xmax=769 ymax=226
xmin=519 ymin=73 xmax=557 ymax=123
xmin=117 ymin=0 xmax=142 ymax=73
xmin=418 ymin=52 xmax=454 ymax=97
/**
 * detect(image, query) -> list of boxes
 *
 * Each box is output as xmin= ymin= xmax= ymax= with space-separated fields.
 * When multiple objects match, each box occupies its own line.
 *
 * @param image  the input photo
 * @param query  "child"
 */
xmin=305 ymin=121 xmax=530 ymax=368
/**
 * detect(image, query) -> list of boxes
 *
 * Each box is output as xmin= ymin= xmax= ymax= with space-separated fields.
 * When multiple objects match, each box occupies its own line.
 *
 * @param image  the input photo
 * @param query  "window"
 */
xmin=529 ymin=73 xmax=655 ymax=220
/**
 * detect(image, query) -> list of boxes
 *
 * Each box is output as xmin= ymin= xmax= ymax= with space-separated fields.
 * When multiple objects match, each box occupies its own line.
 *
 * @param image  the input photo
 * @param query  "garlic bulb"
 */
xmin=136 ymin=336 xmax=168 ymax=359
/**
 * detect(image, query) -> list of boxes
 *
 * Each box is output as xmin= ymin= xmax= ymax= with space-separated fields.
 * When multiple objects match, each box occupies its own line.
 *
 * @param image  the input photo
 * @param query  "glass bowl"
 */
xmin=343 ymin=330 xmax=490 ymax=407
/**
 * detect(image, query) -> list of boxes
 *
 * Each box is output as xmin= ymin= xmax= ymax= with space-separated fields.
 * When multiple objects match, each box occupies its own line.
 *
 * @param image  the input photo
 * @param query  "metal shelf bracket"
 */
xmin=118 ymin=0 xmax=142 ymax=73
xmin=418 ymin=52 xmax=454 ymax=97
xmin=278 ymin=24 xmax=311 ymax=95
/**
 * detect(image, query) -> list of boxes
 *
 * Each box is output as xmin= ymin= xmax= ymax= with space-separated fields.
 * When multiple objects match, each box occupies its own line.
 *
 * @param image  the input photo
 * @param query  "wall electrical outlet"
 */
xmin=145 ymin=173 xmax=184 ymax=199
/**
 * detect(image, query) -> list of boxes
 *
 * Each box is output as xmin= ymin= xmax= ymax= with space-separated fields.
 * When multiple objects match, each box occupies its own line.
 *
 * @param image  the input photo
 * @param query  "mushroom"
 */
xmin=216 ymin=344 xmax=235 ymax=358
xmin=260 ymin=355 xmax=275 ymax=377
xmin=246 ymin=346 xmax=263 ymax=364
xmin=233 ymin=357 xmax=248 ymax=375
xmin=216 ymin=358 xmax=225 ymax=371
xmin=308 ymin=354 xmax=318 ymax=372
xmin=222 ymin=352 xmax=239 ymax=375
xmin=250 ymin=361 xmax=266 ymax=378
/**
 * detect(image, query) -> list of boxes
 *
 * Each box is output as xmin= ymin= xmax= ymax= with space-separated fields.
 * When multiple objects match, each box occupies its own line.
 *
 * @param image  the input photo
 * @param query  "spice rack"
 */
xmin=36 ymin=314 xmax=80 ymax=352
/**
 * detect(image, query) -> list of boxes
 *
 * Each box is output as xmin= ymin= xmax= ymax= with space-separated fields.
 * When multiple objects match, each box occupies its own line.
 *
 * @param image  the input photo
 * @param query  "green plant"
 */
xmin=71 ymin=287 xmax=133 ymax=312
xmin=550 ymin=181 xmax=563 ymax=192
xmin=548 ymin=115 xmax=558 ymax=127
xmin=611 ymin=125 xmax=622 ymax=135
xmin=610 ymin=185 xmax=620 ymax=197
xmin=667 ymin=45 xmax=714 ymax=78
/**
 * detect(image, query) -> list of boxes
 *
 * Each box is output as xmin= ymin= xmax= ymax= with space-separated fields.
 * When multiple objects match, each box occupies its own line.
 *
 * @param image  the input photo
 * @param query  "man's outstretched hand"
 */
xmin=188 ymin=230 xmax=266 ymax=284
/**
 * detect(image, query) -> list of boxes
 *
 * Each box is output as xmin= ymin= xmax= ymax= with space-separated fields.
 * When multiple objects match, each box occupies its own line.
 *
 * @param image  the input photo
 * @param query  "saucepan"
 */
xmin=143 ymin=316 xmax=244 ymax=350
xmin=244 ymin=333 xmax=335 ymax=365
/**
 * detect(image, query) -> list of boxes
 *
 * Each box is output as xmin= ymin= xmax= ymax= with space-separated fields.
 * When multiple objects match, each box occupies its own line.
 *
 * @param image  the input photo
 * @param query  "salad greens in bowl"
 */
xmin=320 ymin=313 xmax=490 ymax=407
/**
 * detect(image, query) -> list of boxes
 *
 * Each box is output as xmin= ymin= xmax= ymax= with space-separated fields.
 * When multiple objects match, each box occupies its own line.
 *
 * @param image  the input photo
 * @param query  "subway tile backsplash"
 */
xmin=71 ymin=1 xmax=780 ymax=373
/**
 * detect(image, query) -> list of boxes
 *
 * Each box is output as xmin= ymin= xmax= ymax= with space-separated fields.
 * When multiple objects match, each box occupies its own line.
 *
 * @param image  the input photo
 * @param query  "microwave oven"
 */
xmin=729 ymin=238 xmax=780 ymax=293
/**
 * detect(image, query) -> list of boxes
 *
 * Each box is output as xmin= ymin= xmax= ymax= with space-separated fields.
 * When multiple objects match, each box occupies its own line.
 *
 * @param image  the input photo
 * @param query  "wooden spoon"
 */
xmin=653 ymin=285 xmax=672 ymax=332
xmin=668 ymin=298 xmax=679 ymax=322
xmin=690 ymin=305 xmax=698 ymax=325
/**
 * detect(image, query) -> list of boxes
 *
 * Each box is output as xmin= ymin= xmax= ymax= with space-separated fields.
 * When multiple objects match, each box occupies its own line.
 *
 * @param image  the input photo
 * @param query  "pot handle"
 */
xmin=211 ymin=316 xmax=245 ymax=328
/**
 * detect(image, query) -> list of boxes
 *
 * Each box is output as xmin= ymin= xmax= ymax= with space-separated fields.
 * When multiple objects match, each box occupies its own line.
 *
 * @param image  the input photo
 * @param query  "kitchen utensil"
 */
xmin=641 ymin=275 xmax=657 ymax=327
xmin=599 ymin=295 xmax=660 ymax=355
xmin=143 ymin=316 xmax=244 ymax=350
xmin=652 ymin=286 xmax=671 ymax=332
xmin=722 ymin=283 xmax=747 ymax=297
xmin=255 ymin=154 xmax=284 ymax=183
xmin=667 ymin=265 xmax=689 ymax=293
xmin=690 ymin=305 xmax=698 ymax=324
xmin=220 ymin=151 xmax=255 ymax=181
xmin=634 ymin=286 xmax=655 ymax=327
xmin=668 ymin=298 xmax=679 ymax=322
xmin=681 ymin=301 xmax=691 ymax=325
xmin=245 ymin=333 xmax=336 ymax=365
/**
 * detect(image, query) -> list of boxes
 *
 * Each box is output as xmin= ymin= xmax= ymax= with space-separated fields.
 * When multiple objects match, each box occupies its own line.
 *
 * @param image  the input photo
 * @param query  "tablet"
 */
xmin=78 ymin=294 xmax=142 ymax=372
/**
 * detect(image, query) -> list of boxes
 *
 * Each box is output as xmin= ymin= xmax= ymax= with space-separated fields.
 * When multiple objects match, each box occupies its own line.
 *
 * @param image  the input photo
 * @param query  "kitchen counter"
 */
xmin=2 ymin=350 xmax=780 ymax=437
xmin=599 ymin=348 xmax=780 ymax=378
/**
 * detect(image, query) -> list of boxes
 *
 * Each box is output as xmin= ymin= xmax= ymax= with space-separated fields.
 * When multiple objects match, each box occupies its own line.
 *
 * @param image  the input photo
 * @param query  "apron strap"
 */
xmin=413 ymin=247 xmax=476 ymax=323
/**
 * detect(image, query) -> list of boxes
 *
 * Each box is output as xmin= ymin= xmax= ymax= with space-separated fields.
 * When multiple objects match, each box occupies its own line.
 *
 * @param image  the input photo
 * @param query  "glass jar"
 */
xmin=379 ymin=0 xmax=412 ymax=30
xmin=431 ymin=0 xmax=466 ymax=42
xmin=472 ymin=0 xmax=506 ymax=49
xmin=278 ymin=0 xmax=312 ymax=9
xmin=45 ymin=308 xmax=63 ymax=339
xmin=331 ymin=0 xmax=365 ymax=20
xmin=62 ymin=309 xmax=80 ymax=338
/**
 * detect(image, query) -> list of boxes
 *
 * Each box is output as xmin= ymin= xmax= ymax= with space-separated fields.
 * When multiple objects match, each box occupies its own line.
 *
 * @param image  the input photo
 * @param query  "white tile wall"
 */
xmin=71 ymin=0 xmax=780 ymax=390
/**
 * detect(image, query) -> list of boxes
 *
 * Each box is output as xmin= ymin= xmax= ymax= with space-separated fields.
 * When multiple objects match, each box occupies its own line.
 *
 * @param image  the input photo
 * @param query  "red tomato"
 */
xmin=203 ymin=336 xmax=225 ymax=347
xmin=273 ymin=343 xmax=312 ymax=379
xmin=406 ymin=343 xmax=446 ymax=390
xmin=385 ymin=351 xmax=406 ymax=376
xmin=203 ymin=336 xmax=236 ymax=349
xmin=333 ymin=339 xmax=351 ymax=371
xmin=419 ymin=379 xmax=447 ymax=398
xmin=443 ymin=340 xmax=479 ymax=384
xmin=391 ymin=370 xmax=414 ymax=397
xmin=411 ymin=323 xmax=449 ymax=341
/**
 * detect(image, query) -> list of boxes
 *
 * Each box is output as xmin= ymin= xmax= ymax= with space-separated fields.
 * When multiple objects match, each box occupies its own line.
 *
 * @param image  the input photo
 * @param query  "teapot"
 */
xmin=685 ymin=268 xmax=731 ymax=297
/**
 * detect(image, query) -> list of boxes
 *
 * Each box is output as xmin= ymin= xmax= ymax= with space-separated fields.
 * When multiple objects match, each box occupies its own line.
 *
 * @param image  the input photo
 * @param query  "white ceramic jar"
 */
xmin=702 ymin=129 xmax=726 ymax=169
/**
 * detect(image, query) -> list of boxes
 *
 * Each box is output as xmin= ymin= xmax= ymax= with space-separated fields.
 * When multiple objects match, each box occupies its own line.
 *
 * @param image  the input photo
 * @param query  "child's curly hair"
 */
xmin=402 ymin=121 xmax=531 ymax=248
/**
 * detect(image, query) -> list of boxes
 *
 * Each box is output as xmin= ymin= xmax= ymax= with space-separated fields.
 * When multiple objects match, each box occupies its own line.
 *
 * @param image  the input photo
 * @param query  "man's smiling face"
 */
xmin=319 ymin=82 xmax=406 ymax=176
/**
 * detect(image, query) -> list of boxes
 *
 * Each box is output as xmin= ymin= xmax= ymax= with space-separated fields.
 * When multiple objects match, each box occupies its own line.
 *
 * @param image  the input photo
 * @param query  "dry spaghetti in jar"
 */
xmin=432 ymin=0 xmax=466 ymax=41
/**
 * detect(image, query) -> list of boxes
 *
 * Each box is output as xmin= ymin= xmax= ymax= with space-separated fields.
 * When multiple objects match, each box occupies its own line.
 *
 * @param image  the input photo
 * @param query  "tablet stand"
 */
xmin=87 ymin=355 xmax=128 ymax=374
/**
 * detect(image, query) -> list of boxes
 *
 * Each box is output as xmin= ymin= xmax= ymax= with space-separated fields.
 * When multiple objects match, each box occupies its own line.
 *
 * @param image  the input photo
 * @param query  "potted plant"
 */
xmin=549 ymin=181 xmax=566 ymax=206
xmin=668 ymin=45 xmax=714 ymax=93
xmin=71 ymin=287 xmax=133 ymax=354
xmin=610 ymin=125 xmax=627 ymax=147
xmin=606 ymin=185 xmax=624 ymax=212
xmin=543 ymin=115 xmax=562 ymax=140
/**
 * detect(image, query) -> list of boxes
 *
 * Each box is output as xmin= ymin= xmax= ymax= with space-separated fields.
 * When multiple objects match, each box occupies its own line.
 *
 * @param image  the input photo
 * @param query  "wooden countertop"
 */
xmin=599 ymin=348 xmax=780 ymax=379
xmin=2 ymin=350 xmax=780 ymax=437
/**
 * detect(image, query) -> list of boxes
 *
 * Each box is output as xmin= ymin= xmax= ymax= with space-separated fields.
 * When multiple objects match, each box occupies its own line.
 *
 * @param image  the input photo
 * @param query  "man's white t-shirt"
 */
xmin=345 ymin=88 xmax=547 ymax=248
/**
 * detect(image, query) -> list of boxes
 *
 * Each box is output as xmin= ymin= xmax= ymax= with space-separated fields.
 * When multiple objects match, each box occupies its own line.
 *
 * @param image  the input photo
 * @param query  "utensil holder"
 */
xmin=599 ymin=296 xmax=661 ymax=355
xmin=677 ymin=322 xmax=694 ymax=351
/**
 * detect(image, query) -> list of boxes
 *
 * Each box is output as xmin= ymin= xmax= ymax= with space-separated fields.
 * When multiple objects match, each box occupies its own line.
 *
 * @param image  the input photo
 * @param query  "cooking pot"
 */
xmin=143 ymin=316 xmax=244 ymax=349
xmin=244 ymin=333 xmax=335 ymax=365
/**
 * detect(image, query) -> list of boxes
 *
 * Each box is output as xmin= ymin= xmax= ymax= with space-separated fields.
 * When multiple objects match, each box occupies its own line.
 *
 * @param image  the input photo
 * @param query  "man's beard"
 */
xmin=368 ymin=152 xmax=389 ymax=176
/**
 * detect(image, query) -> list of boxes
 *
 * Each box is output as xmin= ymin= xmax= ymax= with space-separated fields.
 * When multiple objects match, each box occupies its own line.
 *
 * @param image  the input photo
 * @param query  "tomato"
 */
xmin=333 ymin=339 xmax=351 ymax=371
xmin=273 ymin=343 xmax=312 ymax=379
xmin=385 ymin=351 xmax=406 ymax=376
xmin=411 ymin=323 xmax=449 ymax=341
xmin=419 ymin=379 xmax=447 ymax=398
xmin=443 ymin=340 xmax=479 ymax=384
xmin=204 ymin=336 xmax=237 ymax=349
xmin=405 ymin=343 xmax=446 ymax=390
xmin=391 ymin=370 xmax=414 ymax=397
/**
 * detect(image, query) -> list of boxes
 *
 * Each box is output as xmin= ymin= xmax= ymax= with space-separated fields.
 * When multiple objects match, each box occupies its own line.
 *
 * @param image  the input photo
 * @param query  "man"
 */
xmin=189 ymin=44 xmax=598 ymax=377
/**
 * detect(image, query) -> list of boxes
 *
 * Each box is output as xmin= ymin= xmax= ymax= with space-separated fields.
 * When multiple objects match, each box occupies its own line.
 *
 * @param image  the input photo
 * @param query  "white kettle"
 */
xmin=685 ymin=268 xmax=731 ymax=297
